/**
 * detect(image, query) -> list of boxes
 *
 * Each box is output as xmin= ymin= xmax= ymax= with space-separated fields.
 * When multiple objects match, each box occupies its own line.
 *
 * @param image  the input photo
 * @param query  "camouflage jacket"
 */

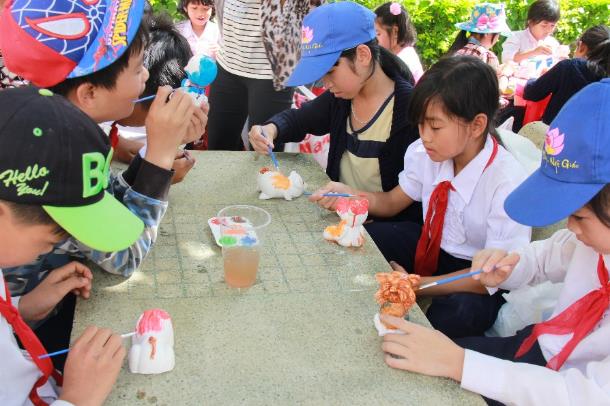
xmin=4 ymin=155 xmax=171 ymax=296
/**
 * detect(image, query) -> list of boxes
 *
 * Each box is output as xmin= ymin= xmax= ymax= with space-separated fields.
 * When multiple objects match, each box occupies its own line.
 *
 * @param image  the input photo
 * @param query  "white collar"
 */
xmin=432 ymin=135 xmax=497 ymax=205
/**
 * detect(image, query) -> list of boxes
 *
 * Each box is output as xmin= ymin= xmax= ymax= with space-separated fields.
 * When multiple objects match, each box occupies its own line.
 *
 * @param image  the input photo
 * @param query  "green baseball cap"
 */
xmin=0 ymin=87 xmax=144 ymax=251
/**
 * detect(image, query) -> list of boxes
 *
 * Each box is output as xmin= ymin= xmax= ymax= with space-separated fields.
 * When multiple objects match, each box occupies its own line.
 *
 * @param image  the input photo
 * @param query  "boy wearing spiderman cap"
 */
xmin=0 ymin=0 xmax=206 ymax=300
xmin=0 ymin=87 xmax=142 ymax=405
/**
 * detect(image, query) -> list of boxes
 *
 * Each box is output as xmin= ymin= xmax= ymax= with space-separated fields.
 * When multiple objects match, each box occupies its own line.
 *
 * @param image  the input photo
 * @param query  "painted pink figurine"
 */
xmin=323 ymin=197 xmax=369 ymax=247
xmin=129 ymin=309 xmax=175 ymax=374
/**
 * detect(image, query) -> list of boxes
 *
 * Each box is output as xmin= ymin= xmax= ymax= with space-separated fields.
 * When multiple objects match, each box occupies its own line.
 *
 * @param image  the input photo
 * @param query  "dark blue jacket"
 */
xmin=524 ymin=58 xmax=602 ymax=125
xmin=268 ymin=74 xmax=418 ymax=192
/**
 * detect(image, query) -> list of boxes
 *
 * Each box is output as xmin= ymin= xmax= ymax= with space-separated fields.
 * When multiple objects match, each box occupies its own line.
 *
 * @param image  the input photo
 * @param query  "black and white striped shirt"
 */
xmin=217 ymin=0 xmax=273 ymax=79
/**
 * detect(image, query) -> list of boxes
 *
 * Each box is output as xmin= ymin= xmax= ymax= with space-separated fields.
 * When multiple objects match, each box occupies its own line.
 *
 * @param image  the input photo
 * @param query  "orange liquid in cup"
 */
xmin=223 ymin=246 xmax=260 ymax=288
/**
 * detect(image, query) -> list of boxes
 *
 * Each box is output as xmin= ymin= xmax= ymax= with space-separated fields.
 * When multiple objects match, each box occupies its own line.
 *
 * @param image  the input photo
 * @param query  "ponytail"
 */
xmin=446 ymin=31 xmax=469 ymax=56
xmin=581 ymin=25 xmax=610 ymax=78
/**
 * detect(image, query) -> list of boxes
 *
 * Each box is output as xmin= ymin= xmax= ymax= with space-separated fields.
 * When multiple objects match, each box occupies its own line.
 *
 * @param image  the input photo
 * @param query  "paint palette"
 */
xmin=208 ymin=216 xmax=259 ymax=247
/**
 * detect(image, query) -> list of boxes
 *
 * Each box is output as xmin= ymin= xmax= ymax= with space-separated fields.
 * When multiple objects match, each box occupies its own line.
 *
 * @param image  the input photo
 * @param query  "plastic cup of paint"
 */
xmin=217 ymin=205 xmax=271 ymax=288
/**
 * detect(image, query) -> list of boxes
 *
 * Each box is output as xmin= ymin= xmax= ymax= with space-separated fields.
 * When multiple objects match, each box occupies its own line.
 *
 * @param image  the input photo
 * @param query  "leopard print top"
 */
xmin=260 ymin=0 xmax=323 ymax=90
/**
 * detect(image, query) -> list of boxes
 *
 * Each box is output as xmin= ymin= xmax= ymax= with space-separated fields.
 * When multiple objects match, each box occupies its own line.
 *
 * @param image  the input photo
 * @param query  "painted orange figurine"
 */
xmin=374 ymin=271 xmax=420 ymax=330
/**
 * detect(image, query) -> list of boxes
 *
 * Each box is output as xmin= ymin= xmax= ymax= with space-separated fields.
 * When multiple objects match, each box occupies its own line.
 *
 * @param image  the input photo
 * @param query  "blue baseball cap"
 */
xmin=504 ymin=78 xmax=610 ymax=227
xmin=285 ymin=2 xmax=376 ymax=87
xmin=0 ymin=0 xmax=145 ymax=87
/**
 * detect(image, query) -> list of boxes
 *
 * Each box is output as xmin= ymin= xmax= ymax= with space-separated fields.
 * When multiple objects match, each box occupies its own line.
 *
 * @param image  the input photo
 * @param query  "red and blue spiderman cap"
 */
xmin=0 ymin=0 xmax=145 ymax=87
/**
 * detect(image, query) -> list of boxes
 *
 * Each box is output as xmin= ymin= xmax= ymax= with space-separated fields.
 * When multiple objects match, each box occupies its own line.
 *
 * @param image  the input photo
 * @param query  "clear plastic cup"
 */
xmin=217 ymin=205 xmax=271 ymax=288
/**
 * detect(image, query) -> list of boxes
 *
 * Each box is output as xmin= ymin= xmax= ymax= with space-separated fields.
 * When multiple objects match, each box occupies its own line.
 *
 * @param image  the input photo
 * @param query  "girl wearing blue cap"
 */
xmin=249 ymin=1 xmax=421 ymax=221
xmin=315 ymin=56 xmax=531 ymax=338
xmin=446 ymin=3 xmax=512 ymax=72
xmin=380 ymin=79 xmax=610 ymax=405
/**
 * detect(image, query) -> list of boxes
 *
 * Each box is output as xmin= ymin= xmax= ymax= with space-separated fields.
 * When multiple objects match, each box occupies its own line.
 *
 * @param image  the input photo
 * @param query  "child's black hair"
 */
xmin=446 ymin=31 xmax=499 ymax=56
xmin=49 ymin=21 xmax=149 ymax=96
xmin=339 ymin=39 xmax=415 ymax=85
xmin=409 ymin=56 xmax=499 ymax=137
xmin=140 ymin=12 xmax=193 ymax=108
xmin=178 ymin=0 xmax=215 ymax=19
xmin=527 ymin=0 xmax=560 ymax=26
xmin=374 ymin=2 xmax=417 ymax=48
xmin=580 ymin=25 xmax=610 ymax=78
xmin=1 ymin=200 xmax=67 ymax=237
xmin=588 ymin=184 xmax=610 ymax=228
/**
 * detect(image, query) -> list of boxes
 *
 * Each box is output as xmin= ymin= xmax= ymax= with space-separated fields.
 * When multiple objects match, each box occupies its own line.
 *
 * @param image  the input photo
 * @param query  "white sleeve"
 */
xmin=51 ymin=401 xmax=75 ymax=406
xmin=484 ymin=180 xmax=531 ymax=252
xmin=397 ymin=139 xmax=424 ymax=202
xmin=501 ymin=33 xmax=521 ymax=64
xmin=462 ymin=349 xmax=610 ymax=405
xmin=499 ymin=229 xmax=576 ymax=290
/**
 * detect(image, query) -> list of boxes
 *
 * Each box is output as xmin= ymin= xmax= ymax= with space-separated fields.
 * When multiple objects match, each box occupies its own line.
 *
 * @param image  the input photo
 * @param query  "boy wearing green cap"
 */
xmin=0 ymin=87 xmax=143 ymax=405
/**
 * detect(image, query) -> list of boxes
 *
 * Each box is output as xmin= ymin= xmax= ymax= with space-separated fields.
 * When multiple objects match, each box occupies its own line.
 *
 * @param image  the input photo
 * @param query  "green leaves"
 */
xmin=150 ymin=0 xmax=609 ymax=68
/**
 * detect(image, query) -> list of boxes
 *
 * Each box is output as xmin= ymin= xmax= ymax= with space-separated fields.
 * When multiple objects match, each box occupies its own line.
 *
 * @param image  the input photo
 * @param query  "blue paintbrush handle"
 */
xmin=260 ymin=127 xmax=280 ymax=170
xmin=39 ymin=348 xmax=70 ymax=359
xmin=418 ymin=269 xmax=483 ymax=290
xmin=132 ymin=94 xmax=156 ymax=103
xmin=303 ymin=192 xmax=355 ymax=197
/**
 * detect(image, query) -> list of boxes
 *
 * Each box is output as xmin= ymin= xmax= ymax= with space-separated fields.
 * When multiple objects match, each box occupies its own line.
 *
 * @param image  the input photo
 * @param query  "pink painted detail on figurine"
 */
xmin=135 ymin=309 xmax=171 ymax=335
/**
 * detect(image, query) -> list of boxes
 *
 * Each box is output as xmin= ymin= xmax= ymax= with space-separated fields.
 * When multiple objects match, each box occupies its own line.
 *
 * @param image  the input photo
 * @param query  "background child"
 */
xmin=318 ymin=56 xmax=531 ymax=338
xmin=117 ymin=12 xmax=197 ymax=182
xmin=501 ymin=0 xmax=561 ymax=64
xmin=524 ymin=24 xmax=610 ymax=124
xmin=175 ymin=0 xmax=219 ymax=59
xmin=380 ymin=79 xmax=610 ymax=405
xmin=250 ymin=1 xmax=421 ymax=222
xmin=447 ymin=3 xmax=512 ymax=72
xmin=0 ymin=86 xmax=142 ymax=406
xmin=374 ymin=2 xmax=424 ymax=83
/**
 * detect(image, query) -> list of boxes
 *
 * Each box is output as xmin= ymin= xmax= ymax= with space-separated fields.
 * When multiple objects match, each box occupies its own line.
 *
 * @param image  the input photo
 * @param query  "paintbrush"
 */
xmin=38 ymin=332 xmax=136 ymax=359
xmin=417 ymin=269 xmax=483 ymax=290
xmin=260 ymin=127 xmax=280 ymax=171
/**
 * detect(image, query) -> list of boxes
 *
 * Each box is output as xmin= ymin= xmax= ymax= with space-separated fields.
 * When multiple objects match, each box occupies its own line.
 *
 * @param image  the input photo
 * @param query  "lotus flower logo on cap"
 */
xmin=544 ymin=128 xmax=565 ymax=156
xmin=302 ymin=26 xmax=314 ymax=44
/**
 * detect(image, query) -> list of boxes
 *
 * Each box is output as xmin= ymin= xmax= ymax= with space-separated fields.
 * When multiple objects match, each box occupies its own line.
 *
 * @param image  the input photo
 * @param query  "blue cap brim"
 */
xmin=285 ymin=51 xmax=341 ymax=87
xmin=504 ymin=168 xmax=605 ymax=227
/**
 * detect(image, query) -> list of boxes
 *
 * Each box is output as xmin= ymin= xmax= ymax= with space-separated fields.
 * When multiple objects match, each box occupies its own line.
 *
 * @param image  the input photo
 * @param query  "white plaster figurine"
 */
xmin=257 ymin=167 xmax=304 ymax=200
xmin=323 ymin=197 xmax=369 ymax=247
xmin=129 ymin=309 xmax=175 ymax=374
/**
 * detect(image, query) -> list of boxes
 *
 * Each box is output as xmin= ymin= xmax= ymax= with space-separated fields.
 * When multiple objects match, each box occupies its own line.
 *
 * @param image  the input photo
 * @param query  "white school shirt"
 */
xmin=501 ymin=28 xmax=560 ymax=64
xmin=175 ymin=20 xmax=220 ymax=59
xmin=398 ymin=136 xmax=531 ymax=260
xmin=0 ymin=272 xmax=72 ymax=406
xmin=462 ymin=229 xmax=610 ymax=405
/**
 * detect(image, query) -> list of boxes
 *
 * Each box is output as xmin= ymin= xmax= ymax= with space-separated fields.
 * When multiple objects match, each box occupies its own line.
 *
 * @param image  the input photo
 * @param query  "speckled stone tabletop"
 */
xmin=74 ymin=152 xmax=484 ymax=405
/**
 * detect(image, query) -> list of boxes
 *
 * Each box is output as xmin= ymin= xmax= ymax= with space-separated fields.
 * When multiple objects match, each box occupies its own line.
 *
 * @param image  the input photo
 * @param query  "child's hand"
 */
xmin=381 ymin=315 xmax=465 ymax=382
xmin=249 ymin=124 xmax=277 ymax=155
xmin=533 ymin=44 xmax=553 ymax=56
xmin=18 ymin=261 xmax=92 ymax=322
xmin=182 ymin=101 xmax=208 ymax=145
xmin=171 ymin=151 xmax=196 ymax=184
xmin=144 ymin=86 xmax=195 ymax=170
xmin=471 ymin=249 xmax=520 ymax=287
xmin=308 ymin=181 xmax=355 ymax=210
xmin=60 ymin=326 xmax=126 ymax=406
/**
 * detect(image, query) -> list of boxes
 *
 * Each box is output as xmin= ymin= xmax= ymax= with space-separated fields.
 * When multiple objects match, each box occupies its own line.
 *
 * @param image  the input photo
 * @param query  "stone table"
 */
xmin=74 ymin=152 xmax=484 ymax=405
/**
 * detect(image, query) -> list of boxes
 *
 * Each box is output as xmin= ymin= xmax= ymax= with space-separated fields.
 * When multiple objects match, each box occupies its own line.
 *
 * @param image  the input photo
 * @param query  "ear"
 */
xmin=470 ymin=113 xmax=488 ymax=140
xmin=72 ymin=82 xmax=99 ymax=113
xmin=355 ymin=44 xmax=373 ymax=66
